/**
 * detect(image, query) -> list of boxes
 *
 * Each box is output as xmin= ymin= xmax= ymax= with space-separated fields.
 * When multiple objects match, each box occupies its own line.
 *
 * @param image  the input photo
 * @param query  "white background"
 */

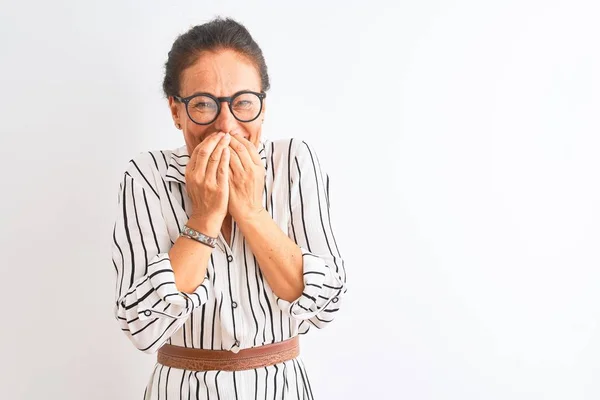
xmin=1 ymin=1 xmax=599 ymax=399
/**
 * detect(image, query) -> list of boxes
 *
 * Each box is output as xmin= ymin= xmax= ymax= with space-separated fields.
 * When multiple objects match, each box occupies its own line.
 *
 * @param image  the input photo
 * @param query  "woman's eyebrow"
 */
xmin=187 ymin=89 xmax=258 ymax=97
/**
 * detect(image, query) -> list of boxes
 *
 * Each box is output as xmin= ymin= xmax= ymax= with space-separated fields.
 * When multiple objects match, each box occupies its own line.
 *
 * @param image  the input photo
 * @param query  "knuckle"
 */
xmin=199 ymin=148 xmax=210 ymax=157
xmin=202 ymin=182 xmax=214 ymax=192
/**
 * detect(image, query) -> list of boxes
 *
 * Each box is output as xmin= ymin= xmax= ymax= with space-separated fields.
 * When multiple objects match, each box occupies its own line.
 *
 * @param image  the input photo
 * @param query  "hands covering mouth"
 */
xmin=201 ymin=131 xmax=249 ymax=143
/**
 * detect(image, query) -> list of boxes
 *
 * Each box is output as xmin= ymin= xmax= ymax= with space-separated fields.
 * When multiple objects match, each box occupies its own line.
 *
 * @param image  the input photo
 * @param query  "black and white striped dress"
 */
xmin=111 ymin=137 xmax=347 ymax=399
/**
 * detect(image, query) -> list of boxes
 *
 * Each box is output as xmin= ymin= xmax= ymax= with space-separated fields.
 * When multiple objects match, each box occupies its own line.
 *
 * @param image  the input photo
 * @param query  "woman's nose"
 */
xmin=213 ymin=101 xmax=237 ymax=133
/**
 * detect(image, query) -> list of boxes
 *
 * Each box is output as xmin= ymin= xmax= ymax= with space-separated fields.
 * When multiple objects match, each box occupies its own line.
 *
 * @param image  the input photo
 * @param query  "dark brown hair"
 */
xmin=162 ymin=17 xmax=270 ymax=98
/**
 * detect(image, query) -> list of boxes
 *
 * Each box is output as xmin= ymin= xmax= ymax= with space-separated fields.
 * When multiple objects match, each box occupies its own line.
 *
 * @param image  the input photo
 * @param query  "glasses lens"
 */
xmin=231 ymin=92 xmax=261 ymax=122
xmin=187 ymin=95 xmax=218 ymax=124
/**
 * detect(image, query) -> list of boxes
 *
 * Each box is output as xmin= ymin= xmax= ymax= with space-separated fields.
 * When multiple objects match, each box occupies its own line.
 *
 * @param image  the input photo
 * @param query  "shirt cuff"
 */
xmin=275 ymin=247 xmax=344 ymax=320
xmin=136 ymin=254 xmax=212 ymax=321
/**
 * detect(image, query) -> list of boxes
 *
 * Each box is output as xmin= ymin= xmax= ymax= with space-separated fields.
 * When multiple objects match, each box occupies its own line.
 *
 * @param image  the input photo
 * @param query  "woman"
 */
xmin=111 ymin=17 xmax=347 ymax=399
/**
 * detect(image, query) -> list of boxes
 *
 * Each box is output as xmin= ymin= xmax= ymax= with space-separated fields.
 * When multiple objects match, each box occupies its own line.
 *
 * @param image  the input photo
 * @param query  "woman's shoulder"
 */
xmin=263 ymin=137 xmax=322 ymax=161
xmin=120 ymin=144 xmax=187 ymax=190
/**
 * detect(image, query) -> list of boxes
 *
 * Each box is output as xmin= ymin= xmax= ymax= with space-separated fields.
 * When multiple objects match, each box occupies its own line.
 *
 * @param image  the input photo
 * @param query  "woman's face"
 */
xmin=168 ymin=49 xmax=266 ymax=153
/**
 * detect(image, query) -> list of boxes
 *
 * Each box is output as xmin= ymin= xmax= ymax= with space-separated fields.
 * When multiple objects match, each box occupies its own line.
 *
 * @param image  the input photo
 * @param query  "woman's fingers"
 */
xmin=205 ymin=133 xmax=231 ymax=184
xmin=231 ymin=134 xmax=262 ymax=166
xmin=188 ymin=131 xmax=219 ymax=172
xmin=217 ymin=147 xmax=230 ymax=187
xmin=228 ymin=135 xmax=256 ymax=169
xmin=184 ymin=131 xmax=233 ymax=222
xmin=228 ymin=145 xmax=244 ymax=176
xmin=192 ymin=132 xmax=226 ymax=175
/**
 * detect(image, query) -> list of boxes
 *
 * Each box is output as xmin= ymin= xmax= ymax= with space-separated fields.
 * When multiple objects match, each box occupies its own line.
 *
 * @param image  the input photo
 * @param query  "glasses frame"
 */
xmin=173 ymin=90 xmax=267 ymax=126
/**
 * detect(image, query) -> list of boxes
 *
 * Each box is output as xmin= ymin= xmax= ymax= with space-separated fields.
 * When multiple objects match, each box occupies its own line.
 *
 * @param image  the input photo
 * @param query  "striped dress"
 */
xmin=111 ymin=137 xmax=347 ymax=399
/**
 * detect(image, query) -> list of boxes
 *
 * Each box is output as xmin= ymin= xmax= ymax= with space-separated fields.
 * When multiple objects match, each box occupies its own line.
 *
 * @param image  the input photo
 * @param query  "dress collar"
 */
xmin=165 ymin=139 xmax=268 ymax=184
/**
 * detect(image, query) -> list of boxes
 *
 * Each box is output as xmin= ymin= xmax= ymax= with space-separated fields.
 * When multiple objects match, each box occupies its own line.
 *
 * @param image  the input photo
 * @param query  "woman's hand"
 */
xmin=185 ymin=132 xmax=231 ymax=235
xmin=227 ymin=133 xmax=266 ymax=222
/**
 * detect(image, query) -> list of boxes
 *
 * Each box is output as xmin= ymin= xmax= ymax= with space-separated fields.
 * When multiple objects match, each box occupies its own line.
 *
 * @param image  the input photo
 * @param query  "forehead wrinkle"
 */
xmin=180 ymin=50 xmax=261 ymax=97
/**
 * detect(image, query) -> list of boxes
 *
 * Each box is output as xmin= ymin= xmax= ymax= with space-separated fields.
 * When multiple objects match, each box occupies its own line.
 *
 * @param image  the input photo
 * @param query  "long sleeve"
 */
xmin=276 ymin=139 xmax=347 ymax=332
xmin=111 ymin=163 xmax=212 ymax=354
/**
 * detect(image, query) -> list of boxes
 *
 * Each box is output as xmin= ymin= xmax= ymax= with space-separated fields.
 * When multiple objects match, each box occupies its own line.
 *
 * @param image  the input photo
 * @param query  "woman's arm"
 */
xmin=237 ymin=139 xmax=347 ymax=332
xmin=170 ymin=215 xmax=220 ymax=293
xmin=235 ymin=209 xmax=304 ymax=302
xmin=112 ymin=156 xmax=214 ymax=354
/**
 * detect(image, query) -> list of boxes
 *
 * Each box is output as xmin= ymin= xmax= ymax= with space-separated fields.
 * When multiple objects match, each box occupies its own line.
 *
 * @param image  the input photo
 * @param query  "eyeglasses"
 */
xmin=174 ymin=90 xmax=267 ymax=125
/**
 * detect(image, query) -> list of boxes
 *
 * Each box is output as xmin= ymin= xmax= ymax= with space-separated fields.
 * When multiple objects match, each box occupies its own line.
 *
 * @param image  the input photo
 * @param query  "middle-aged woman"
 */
xmin=111 ymin=17 xmax=347 ymax=399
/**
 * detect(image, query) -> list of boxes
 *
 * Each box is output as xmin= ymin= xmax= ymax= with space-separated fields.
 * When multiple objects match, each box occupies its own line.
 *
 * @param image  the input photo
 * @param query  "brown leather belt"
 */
xmin=157 ymin=336 xmax=299 ymax=371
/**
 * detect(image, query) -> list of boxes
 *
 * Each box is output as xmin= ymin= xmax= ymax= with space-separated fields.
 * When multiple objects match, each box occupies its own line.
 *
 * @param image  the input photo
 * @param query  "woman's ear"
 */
xmin=168 ymin=96 xmax=182 ymax=129
xmin=261 ymin=99 xmax=267 ymax=123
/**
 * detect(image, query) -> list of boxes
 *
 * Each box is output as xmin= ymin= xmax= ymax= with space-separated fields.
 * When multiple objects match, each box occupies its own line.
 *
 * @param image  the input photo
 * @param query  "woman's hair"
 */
xmin=162 ymin=17 xmax=270 ymax=98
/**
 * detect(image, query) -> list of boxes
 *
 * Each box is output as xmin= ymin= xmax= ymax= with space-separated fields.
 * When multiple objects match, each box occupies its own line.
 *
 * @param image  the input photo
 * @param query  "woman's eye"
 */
xmin=233 ymin=100 xmax=252 ymax=108
xmin=194 ymin=102 xmax=216 ymax=110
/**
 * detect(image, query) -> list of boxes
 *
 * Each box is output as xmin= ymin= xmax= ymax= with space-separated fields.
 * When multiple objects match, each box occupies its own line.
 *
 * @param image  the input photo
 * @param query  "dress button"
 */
xmin=332 ymin=297 xmax=339 ymax=303
xmin=227 ymin=255 xmax=233 ymax=262
xmin=232 ymin=301 xmax=238 ymax=308
xmin=144 ymin=310 xmax=152 ymax=316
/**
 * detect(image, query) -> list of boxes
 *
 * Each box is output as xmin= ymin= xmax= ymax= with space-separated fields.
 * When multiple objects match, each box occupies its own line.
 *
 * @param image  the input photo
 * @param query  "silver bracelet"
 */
xmin=180 ymin=224 xmax=218 ymax=248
